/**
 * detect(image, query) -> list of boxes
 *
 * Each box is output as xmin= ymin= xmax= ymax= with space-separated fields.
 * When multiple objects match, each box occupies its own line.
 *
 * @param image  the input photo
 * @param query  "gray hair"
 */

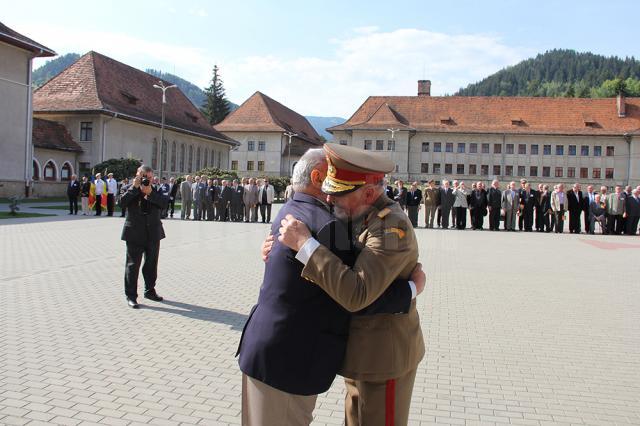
xmin=292 ymin=149 xmax=326 ymax=191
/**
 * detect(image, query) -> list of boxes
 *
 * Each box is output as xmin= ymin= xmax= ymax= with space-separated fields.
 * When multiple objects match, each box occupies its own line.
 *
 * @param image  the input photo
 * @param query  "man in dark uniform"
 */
xmin=67 ymin=174 xmax=80 ymax=215
xmin=120 ymin=165 xmax=169 ymax=309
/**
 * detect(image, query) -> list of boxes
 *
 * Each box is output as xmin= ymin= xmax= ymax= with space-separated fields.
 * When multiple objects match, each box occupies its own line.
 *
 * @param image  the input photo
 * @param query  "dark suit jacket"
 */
xmin=470 ymin=189 xmax=488 ymax=212
xmin=169 ymin=183 xmax=178 ymax=199
xmin=626 ymin=195 xmax=640 ymax=217
xmin=567 ymin=189 xmax=583 ymax=212
xmin=539 ymin=191 xmax=552 ymax=212
xmin=120 ymin=184 xmax=169 ymax=245
xmin=393 ymin=187 xmax=407 ymax=207
xmin=487 ymin=187 xmax=501 ymax=208
xmin=385 ymin=186 xmax=394 ymax=200
xmin=207 ymin=185 xmax=219 ymax=204
xmin=80 ymin=181 xmax=91 ymax=197
xmin=231 ymin=185 xmax=244 ymax=205
xmin=221 ymin=186 xmax=233 ymax=204
xmin=405 ymin=189 xmax=422 ymax=206
xmin=520 ymin=190 xmax=538 ymax=211
xmin=237 ymin=192 xmax=412 ymax=396
xmin=439 ymin=187 xmax=455 ymax=209
xmin=67 ymin=180 xmax=80 ymax=197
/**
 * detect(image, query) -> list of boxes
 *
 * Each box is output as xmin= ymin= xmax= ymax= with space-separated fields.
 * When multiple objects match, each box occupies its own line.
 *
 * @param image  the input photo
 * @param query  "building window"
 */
xmin=606 ymin=146 xmax=615 ymax=156
xmin=258 ymin=141 xmax=266 ymax=151
xmin=530 ymin=166 xmax=538 ymax=177
xmin=531 ymin=144 xmax=539 ymax=155
xmin=506 ymin=144 xmax=514 ymax=154
xmin=605 ymin=168 xmax=614 ymax=179
xmin=180 ymin=144 xmax=185 ymax=172
xmin=569 ymin=145 xmax=576 ymax=156
xmin=188 ymin=145 xmax=193 ymax=172
xmin=518 ymin=144 xmax=526 ymax=155
xmin=555 ymin=167 xmax=563 ymax=177
xmin=494 ymin=144 xmax=502 ymax=154
xmin=421 ymin=142 xmax=430 ymax=152
xmin=469 ymin=164 xmax=477 ymax=175
xmin=248 ymin=141 xmax=255 ymax=151
xmin=152 ymin=139 xmax=158 ymax=169
xmin=203 ymin=148 xmax=208 ymax=168
xmin=469 ymin=143 xmax=478 ymax=153
xmin=247 ymin=161 xmax=254 ymax=171
xmin=421 ymin=163 xmax=429 ymax=173
xmin=80 ymin=122 xmax=93 ymax=141
xmin=376 ymin=140 xmax=384 ymax=150
xmin=543 ymin=145 xmax=551 ymax=155
xmin=457 ymin=143 xmax=465 ymax=153
xmin=542 ymin=166 xmax=550 ymax=177
xmin=456 ymin=164 xmax=464 ymax=174
xmin=445 ymin=163 xmax=452 ymax=174
xmin=339 ymin=139 xmax=348 ymax=146
xmin=258 ymin=161 xmax=265 ymax=172
xmin=32 ymin=160 xmax=40 ymax=181
xmin=61 ymin=162 xmax=72 ymax=181
xmin=231 ymin=160 xmax=238 ymax=171
xmin=161 ymin=140 xmax=168 ymax=172
xmin=364 ymin=140 xmax=372 ymax=150
xmin=568 ymin=167 xmax=575 ymax=178
xmin=171 ymin=142 xmax=177 ymax=171
xmin=44 ymin=161 xmax=56 ymax=181
xmin=433 ymin=163 xmax=441 ymax=174
xmin=594 ymin=146 xmax=602 ymax=156
xmin=481 ymin=165 xmax=489 ymax=176
xmin=196 ymin=147 xmax=201 ymax=170
xmin=493 ymin=165 xmax=501 ymax=175
xmin=505 ymin=165 xmax=513 ymax=176
xmin=518 ymin=166 xmax=525 ymax=176
xmin=482 ymin=143 xmax=490 ymax=154
xmin=445 ymin=143 xmax=453 ymax=153
xmin=581 ymin=145 xmax=589 ymax=156
xmin=580 ymin=168 xmax=588 ymax=179
xmin=387 ymin=140 xmax=395 ymax=151
xmin=434 ymin=142 xmax=442 ymax=152
xmin=79 ymin=162 xmax=90 ymax=175
xmin=556 ymin=145 xmax=564 ymax=156
xmin=593 ymin=168 xmax=601 ymax=179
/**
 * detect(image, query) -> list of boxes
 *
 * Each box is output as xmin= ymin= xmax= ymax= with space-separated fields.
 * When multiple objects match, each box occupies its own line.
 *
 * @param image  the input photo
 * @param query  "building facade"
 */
xmin=329 ymin=81 xmax=640 ymax=188
xmin=216 ymin=91 xmax=324 ymax=177
xmin=0 ymin=22 xmax=56 ymax=197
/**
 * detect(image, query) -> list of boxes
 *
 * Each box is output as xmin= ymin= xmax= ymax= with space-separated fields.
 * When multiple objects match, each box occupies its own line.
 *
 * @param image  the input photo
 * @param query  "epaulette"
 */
xmin=377 ymin=207 xmax=391 ymax=219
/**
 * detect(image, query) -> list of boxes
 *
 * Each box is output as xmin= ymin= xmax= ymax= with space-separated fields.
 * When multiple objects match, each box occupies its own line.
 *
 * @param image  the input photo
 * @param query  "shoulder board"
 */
xmin=377 ymin=207 xmax=391 ymax=218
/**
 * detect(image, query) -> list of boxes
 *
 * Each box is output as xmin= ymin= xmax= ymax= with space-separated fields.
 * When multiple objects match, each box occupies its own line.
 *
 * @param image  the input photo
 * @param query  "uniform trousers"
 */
xmin=424 ymin=205 xmax=437 ymax=228
xmin=124 ymin=240 xmax=160 ymax=300
xmin=107 ymin=193 xmax=115 ymax=216
xmin=344 ymin=368 xmax=417 ymax=426
xmin=407 ymin=205 xmax=419 ymax=227
xmin=241 ymin=374 xmax=316 ymax=426
xmin=181 ymin=196 xmax=192 ymax=219
xmin=95 ymin=194 xmax=102 ymax=215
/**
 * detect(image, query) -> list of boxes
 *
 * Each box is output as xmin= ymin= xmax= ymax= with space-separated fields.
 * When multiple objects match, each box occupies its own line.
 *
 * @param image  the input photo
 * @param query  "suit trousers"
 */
xmin=440 ymin=207 xmax=451 ymax=229
xmin=344 ymin=368 xmax=417 ymax=426
xmin=251 ymin=206 xmax=259 ymax=222
xmin=625 ymin=216 xmax=639 ymax=235
xmin=607 ymin=214 xmax=623 ymax=235
xmin=472 ymin=208 xmax=484 ymax=229
xmin=407 ymin=205 xmax=419 ymax=227
xmin=260 ymin=203 xmax=272 ymax=223
xmin=241 ymin=374 xmax=316 ymax=426
xmin=68 ymin=196 xmax=78 ymax=214
xmin=535 ymin=207 xmax=545 ymax=231
xmin=199 ymin=200 xmax=207 ymax=220
xmin=455 ymin=206 xmax=467 ymax=229
xmin=569 ymin=209 xmax=581 ymax=233
xmin=555 ymin=210 xmax=565 ymax=233
xmin=169 ymin=199 xmax=175 ymax=217
xmin=181 ymin=197 xmax=192 ymax=219
xmin=523 ymin=208 xmax=535 ymax=231
xmin=107 ymin=193 xmax=115 ymax=216
xmin=518 ymin=209 xmax=524 ymax=230
xmin=424 ymin=205 xmax=436 ymax=228
xmin=450 ymin=208 xmax=456 ymax=228
xmin=583 ymin=209 xmax=590 ymax=234
xmin=192 ymin=200 xmax=200 ymax=220
xmin=244 ymin=204 xmax=252 ymax=222
xmin=504 ymin=209 xmax=517 ymax=230
xmin=206 ymin=203 xmax=215 ymax=221
xmin=124 ymin=240 xmax=160 ymax=300
xmin=590 ymin=215 xmax=606 ymax=234
xmin=489 ymin=207 xmax=500 ymax=230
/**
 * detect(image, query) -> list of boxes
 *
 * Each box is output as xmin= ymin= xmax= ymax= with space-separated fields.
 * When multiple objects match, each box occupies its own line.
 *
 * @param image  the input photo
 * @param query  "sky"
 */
xmin=4 ymin=0 xmax=639 ymax=117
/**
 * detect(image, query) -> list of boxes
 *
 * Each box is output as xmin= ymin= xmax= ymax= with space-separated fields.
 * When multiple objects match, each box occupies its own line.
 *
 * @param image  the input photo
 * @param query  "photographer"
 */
xmin=120 ymin=165 xmax=169 ymax=309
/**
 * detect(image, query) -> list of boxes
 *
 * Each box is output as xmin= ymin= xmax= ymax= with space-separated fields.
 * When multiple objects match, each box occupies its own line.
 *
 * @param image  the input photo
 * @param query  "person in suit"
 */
xmin=231 ymin=179 xmax=245 ymax=222
xmin=198 ymin=176 xmax=208 ymax=220
xmin=625 ymin=188 xmax=640 ymax=235
xmin=551 ymin=183 xmax=567 ymax=233
xmin=167 ymin=177 xmax=178 ymax=218
xmin=452 ymin=181 xmax=471 ymax=230
xmin=80 ymin=176 xmax=91 ymax=216
xmin=215 ymin=179 xmax=225 ymax=221
xmin=582 ymin=185 xmax=596 ymax=234
xmin=405 ymin=181 xmax=422 ymax=227
xmin=470 ymin=181 xmax=488 ymax=230
xmin=439 ymin=180 xmax=455 ymax=229
xmin=119 ymin=165 xmax=169 ymax=309
xmin=422 ymin=180 xmax=439 ymax=229
xmin=118 ymin=178 xmax=129 ymax=217
xmin=588 ymin=194 xmax=607 ymax=234
xmin=203 ymin=178 xmax=214 ymax=221
xmin=517 ymin=179 xmax=527 ymax=231
xmin=501 ymin=181 xmax=519 ymax=231
xmin=520 ymin=182 xmax=538 ymax=232
xmin=220 ymin=180 xmax=233 ymax=221
xmin=450 ymin=180 xmax=459 ymax=228
xmin=258 ymin=178 xmax=275 ymax=223
xmin=487 ymin=180 xmax=501 ymax=231
xmin=393 ymin=180 xmax=407 ymax=211
xmin=159 ymin=177 xmax=170 ymax=219
xmin=385 ymin=179 xmax=395 ymax=200
xmin=190 ymin=176 xmax=201 ymax=220
xmin=606 ymin=185 xmax=626 ymax=235
xmin=243 ymin=178 xmax=259 ymax=222
xmin=179 ymin=175 xmax=192 ymax=220
xmin=538 ymin=185 xmax=552 ymax=232
xmin=239 ymin=149 xmax=424 ymax=425
xmin=67 ymin=174 xmax=80 ymax=215
xmin=566 ymin=183 xmax=583 ymax=234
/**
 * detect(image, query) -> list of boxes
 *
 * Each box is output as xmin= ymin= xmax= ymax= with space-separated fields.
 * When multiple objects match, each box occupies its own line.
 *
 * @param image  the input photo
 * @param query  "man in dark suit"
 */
xmin=168 ymin=177 xmax=178 ymax=218
xmin=517 ymin=179 xmax=527 ymax=231
xmin=385 ymin=179 xmax=395 ymax=200
xmin=405 ymin=181 xmax=422 ymax=227
xmin=582 ymin=185 xmax=596 ymax=234
xmin=520 ymin=183 xmax=538 ymax=232
xmin=487 ymin=180 xmax=501 ymax=231
xmin=439 ymin=180 xmax=455 ymax=229
xmin=220 ymin=180 xmax=233 ymax=222
xmin=566 ymin=183 xmax=584 ymax=234
xmin=393 ymin=180 xmax=407 ymax=211
xmin=231 ymin=179 xmax=244 ymax=222
xmin=120 ymin=165 xmax=169 ymax=309
xmin=67 ymin=174 xmax=80 ymax=215
xmin=470 ymin=181 xmax=488 ymax=230
xmin=238 ymin=149 xmax=424 ymax=425
xmin=625 ymin=188 xmax=640 ymax=235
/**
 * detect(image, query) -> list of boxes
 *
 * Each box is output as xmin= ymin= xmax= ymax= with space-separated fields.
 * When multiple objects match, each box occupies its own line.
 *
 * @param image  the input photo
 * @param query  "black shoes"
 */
xmin=144 ymin=292 xmax=163 ymax=302
xmin=127 ymin=298 xmax=139 ymax=309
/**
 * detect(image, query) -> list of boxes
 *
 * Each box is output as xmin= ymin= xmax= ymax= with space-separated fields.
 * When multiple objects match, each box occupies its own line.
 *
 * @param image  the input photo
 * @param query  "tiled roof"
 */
xmin=33 ymin=118 xmax=83 ymax=153
xmin=329 ymin=96 xmax=640 ymax=136
xmin=33 ymin=51 xmax=237 ymax=146
xmin=0 ymin=21 xmax=55 ymax=57
xmin=216 ymin=91 xmax=323 ymax=145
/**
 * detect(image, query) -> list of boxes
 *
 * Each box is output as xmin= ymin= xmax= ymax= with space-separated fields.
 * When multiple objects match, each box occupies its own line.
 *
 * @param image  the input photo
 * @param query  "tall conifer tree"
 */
xmin=202 ymin=65 xmax=231 ymax=125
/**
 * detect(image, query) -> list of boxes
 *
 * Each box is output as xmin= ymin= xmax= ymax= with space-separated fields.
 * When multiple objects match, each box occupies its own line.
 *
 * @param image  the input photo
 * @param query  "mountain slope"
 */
xmin=32 ymin=53 xmax=81 ymax=87
xmin=305 ymin=116 xmax=345 ymax=140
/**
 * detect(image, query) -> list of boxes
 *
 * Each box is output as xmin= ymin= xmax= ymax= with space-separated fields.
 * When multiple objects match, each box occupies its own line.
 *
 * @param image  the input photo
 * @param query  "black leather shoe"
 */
xmin=144 ymin=292 xmax=163 ymax=302
xmin=127 ymin=298 xmax=139 ymax=309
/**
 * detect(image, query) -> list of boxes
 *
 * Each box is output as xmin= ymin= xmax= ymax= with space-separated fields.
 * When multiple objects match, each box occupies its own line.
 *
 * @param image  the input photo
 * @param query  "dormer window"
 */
xmin=185 ymin=112 xmax=199 ymax=123
xmin=584 ymin=119 xmax=599 ymax=128
xmin=440 ymin=116 xmax=454 ymax=125
xmin=511 ymin=118 xmax=525 ymax=126
xmin=120 ymin=90 xmax=138 ymax=105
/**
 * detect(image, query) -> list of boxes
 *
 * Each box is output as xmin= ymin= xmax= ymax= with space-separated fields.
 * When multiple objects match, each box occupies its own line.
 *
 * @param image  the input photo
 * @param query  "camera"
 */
xmin=141 ymin=178 xmax=150 ymax=186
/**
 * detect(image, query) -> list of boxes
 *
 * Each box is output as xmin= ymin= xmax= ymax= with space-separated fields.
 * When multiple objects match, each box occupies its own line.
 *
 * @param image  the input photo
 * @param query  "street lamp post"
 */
xmin=284 ymin=131 xmax=297 ymax=176
xmin=153 ymin=81 xmax=177 ymax=178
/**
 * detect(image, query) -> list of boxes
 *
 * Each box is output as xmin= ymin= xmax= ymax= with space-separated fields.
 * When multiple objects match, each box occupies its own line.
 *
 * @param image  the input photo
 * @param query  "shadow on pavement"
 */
xmin=141 ymin=299 xmax=248 ymax=330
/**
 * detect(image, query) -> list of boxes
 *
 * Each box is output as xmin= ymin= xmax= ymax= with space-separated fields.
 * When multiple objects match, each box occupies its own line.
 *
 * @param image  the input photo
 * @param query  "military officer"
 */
xmin=279 ymin=143 xmax=425 ymax=426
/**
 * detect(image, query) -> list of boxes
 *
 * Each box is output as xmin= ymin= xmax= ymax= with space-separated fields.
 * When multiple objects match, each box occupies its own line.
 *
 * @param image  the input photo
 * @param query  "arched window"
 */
xmin=180 ymin=144 xmax=185 ymax=172
xmin=61 ymin=162 xmax=73 ymax=181
xmin=171 ymin=141 xmax=177 ymax=172
xmin=196 ymin=147 xmax=201 ymax=171
xmin=44 ymin=160 xmax=57 ymax=181
xmin=161 ymin=140 xmax=168 ymax=172
xmin=32 ymin=159 xmax=40 ymax=181
xmin=151 ymin=138 xmax=158 ymax=169
xmin=188 ymin=145 xmax=193 ymax=172
xmin=203 ymin=148 xmax=209 ymax=168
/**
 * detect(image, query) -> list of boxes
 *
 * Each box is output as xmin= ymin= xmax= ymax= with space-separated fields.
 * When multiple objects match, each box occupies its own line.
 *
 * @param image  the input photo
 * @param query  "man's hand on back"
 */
xmin=262 ymin=233 xmax=275 ymax=262
xmin=411 ymin=262 xmax=426 ymax=296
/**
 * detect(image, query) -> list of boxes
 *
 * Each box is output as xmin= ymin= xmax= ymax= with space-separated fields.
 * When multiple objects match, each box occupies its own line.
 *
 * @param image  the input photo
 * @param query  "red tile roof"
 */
xmin=329 ymin=96 xmax=640 ymax=136
xmin=33 ymin=51 xmax=237 ymax=146
xmin=0 ymin=21 xmax=56 ymax=57
xmin=33 ymin=118 xmax=83 ymax=153
xmin=216 ymin=91 xmax=323 ymax=145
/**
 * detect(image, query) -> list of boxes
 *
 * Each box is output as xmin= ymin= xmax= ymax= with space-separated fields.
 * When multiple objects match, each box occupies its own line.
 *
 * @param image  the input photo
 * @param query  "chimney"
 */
xmin=617 ymin=93 xmax=626 ymax=118
xmin=418 ymin=80 xmax=431 ymax=96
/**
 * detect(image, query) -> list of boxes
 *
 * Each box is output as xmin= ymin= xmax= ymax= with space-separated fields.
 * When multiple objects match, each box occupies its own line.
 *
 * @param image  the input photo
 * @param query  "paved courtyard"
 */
xmin=1 ymin=204 xmax=640 ymax=425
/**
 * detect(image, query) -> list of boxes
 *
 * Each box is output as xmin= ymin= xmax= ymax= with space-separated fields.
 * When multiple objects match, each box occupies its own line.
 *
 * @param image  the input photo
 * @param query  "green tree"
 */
xmin=201 ymin=65 xmax=231 ymax=125
xmin=194 ymin=167 xmax=238 ymax=181
xmin=92 ymin=158 xmax=141 ymax=180
xmin=564 ymin=84 xmax=575 ymax=97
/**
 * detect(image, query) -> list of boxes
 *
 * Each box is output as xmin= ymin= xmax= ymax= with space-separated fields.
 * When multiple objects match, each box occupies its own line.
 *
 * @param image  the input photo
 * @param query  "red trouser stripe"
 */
xmin=385 ymin=379 xmax=396 ymax=426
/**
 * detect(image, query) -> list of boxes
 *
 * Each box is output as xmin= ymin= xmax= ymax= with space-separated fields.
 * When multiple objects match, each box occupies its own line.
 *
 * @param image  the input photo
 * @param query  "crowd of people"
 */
xmin=388 ymin=178 xmax=640 ymax=235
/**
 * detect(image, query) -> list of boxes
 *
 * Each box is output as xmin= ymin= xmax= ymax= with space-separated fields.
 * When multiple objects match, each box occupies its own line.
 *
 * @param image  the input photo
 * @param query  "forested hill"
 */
xmin=456 ymin=49 xmax=640 ymax=98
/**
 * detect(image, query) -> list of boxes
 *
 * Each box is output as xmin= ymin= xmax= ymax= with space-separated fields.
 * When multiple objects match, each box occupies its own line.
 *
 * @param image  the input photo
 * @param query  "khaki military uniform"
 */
xmin=302 ymin=195 xmax=425 ymax=425
xmin=423 ymin=186 xmax=440 ymax=228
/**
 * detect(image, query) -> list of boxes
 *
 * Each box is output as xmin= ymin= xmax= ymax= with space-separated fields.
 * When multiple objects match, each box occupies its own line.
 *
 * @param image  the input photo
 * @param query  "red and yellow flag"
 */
xmin=88 ymin=181 xmax=108 ymax=210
